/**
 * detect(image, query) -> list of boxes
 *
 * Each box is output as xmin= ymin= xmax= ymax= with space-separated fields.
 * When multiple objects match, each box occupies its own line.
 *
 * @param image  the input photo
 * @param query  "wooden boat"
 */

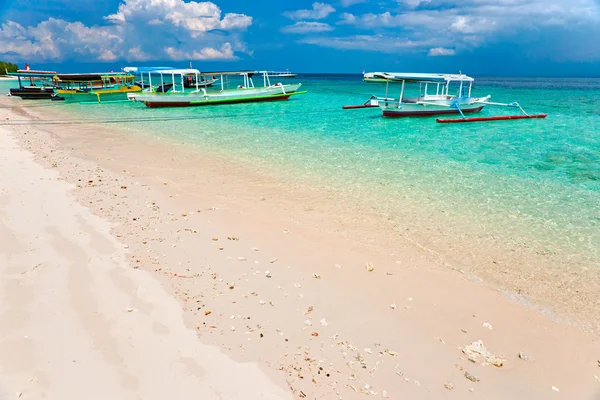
xmin=129 ymin=70 xmax=304 ymax=108
xmin=124 ymin=66 xmax=215 ymax=89
xmin=345 ymin=72 xmax=546 ymax=121
xmin=261 ymin=70 xmax=297 ymax=78
xmin=7 ymin=71 xmax=59 ymax=100
xmin=54 ymin=72 xmax=141 ymax=103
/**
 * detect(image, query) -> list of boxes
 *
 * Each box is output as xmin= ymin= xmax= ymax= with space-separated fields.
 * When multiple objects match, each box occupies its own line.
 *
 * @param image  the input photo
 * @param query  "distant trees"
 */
xmin=0 ymin=61 xmax=19 ymax=74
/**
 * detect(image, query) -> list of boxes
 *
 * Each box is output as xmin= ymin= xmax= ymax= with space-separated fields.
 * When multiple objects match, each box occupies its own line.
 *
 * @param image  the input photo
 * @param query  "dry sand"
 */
xmin=1 ymin=97 xmax=600 ymax=399
xmin=0 ymin=119 xmax=291 ymax=398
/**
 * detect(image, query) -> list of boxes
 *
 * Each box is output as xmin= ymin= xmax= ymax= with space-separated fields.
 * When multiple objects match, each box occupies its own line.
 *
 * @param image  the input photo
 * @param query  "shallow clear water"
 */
xmin=3 ymin=75 xmax=600 ymax=269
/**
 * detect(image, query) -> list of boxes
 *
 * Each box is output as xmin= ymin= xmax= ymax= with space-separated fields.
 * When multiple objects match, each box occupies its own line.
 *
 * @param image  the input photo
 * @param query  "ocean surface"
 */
xmin=2 ymin=74 xmax=600 ymax=291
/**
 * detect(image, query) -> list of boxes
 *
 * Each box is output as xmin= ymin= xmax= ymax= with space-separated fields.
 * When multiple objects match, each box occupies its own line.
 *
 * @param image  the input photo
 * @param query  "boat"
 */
xmin=363 ymin=72 xmax=389 ymax=83
xmin=260 ymin=70 xmax=297 ymax=78
xmin=345 ymin=72 xmax=547 ymax=121
xmin=6 ymin=71 xmax=60 ymax=100
xmin=125 ymin=66 xmax=216 ymax=91
xmin=54 ymin=72 xmax=141 ymax=103
xmin=129 ymin=70 xmax=305 ymax=108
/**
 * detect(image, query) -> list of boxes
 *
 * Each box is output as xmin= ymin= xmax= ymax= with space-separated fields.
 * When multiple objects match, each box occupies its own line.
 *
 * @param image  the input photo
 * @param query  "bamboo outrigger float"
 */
xmin=345 ymin=72 xmax=547 ymax=122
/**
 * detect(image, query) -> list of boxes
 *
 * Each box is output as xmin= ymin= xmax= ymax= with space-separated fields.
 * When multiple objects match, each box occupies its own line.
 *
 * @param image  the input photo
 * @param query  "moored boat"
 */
xmin=7 ymin=71 xmax=59 ymax=100
xmin=54 ymin=72 xmax=141 ymax=103
xmin=346 ymin=72 xmax=546 ymax=121
xmin=130 ymin=70 xmax=304 ymax=108
xmin=260 ymin=70 xmax=297 ymax=78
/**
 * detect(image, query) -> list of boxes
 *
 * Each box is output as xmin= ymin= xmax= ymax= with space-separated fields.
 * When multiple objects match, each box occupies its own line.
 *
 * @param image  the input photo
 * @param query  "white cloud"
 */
xmin=449 ymin=16 xmax=495 ymax=34
xmin=340 ymin=0 xmax=367 ymax=7
xmin=164 ymin=43 xmax=237 ymax=60
xmin=398 ymin=0 xmax=431 ymax=8
xmin=283 ymin=2 xmax=336 ymax=20
xmin=299 ymin=34 xmax=435 ymax=53
xmin=329 ymin=0 xmax=600 ymax=59
xmin=428 ymin=47 xmax=455 ymax=56
xmin=0 ymin=0 xmax=253 ymax=62
xmin=281 ymin=21 xmax=334 ymax=34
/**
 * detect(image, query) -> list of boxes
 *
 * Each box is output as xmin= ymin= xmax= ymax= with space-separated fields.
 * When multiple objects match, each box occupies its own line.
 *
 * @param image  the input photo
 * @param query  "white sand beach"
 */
xmin=1 ymin=97 xmax=600 ymax=399
xmin=0 ymin=121 xmax=291 ymax=399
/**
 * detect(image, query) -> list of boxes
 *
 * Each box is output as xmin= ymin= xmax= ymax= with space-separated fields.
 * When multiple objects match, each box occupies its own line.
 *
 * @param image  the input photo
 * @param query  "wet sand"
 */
xmin=1 ymin=97 xmax=599 ymax=399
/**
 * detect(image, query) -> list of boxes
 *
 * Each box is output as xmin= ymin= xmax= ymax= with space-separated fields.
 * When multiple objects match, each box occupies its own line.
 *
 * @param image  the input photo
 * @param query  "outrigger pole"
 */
xmin=437 ymin=100 xmax=547 ymax=123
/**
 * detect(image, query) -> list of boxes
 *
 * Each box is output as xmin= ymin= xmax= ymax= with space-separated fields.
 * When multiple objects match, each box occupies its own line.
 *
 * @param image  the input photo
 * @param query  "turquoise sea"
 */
xmin=2 ymin=75 xmax=600 ymax=290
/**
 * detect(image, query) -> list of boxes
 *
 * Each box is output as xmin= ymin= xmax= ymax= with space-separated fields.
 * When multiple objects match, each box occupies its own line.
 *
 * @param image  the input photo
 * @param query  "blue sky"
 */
xmin=1 ymin=0 xmax=600 ymax=76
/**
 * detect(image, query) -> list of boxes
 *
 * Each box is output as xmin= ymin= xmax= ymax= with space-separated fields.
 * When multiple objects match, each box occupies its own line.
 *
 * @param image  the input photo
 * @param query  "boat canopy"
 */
xmin=134 ymin=68 xmax=200 ymax=76
xmin=55 ymin=73 xmax=134 ymax=82
xmin=122 ymin=66 xmax=175 ymax=73
xmin=366 ymin=72 xmax=474 ymax=83
xmin=8 ymin=72 xmax=58 ymax=78
xmin=197 ymin=70 xmax=255 ymax=77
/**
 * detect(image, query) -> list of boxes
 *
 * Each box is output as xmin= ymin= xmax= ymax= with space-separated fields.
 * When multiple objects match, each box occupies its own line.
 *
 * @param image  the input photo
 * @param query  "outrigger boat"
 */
xmin=259 ymin=70 xmax=297 ymax=78
xmin=54 ymin=72 xmax=141 ymax=103
xmin=345 ymin=72 xmax=547 ymax=123
xmin=6 ymin=70 xmax=60 ymax=100
xmin=123 ymin=66 xmax=216 ymax=90
xmin=129 ymin=70 xmax=304 ymax=108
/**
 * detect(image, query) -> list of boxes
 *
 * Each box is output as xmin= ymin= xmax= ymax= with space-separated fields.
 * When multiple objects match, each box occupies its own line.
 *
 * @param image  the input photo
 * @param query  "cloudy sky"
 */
xmin=1 ymin=0 xmax=599 ymax=75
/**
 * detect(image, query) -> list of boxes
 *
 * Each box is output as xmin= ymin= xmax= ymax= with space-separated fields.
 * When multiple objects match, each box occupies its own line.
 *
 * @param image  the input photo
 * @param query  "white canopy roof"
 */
xmin=145 ymin=68 xmax=200 ymax=75
xmin=365 ymin=72 xmax=474 ymax=83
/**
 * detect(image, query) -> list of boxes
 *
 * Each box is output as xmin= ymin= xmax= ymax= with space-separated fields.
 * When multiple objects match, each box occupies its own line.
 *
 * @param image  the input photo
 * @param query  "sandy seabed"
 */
xmin=0 ymin=97 xmax=599 ymax=399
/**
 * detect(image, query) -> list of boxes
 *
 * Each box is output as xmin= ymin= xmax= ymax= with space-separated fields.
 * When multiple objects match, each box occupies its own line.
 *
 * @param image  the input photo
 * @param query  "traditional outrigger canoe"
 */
xmin=54 ymin=72 xmax=141 ymax=103
xmin=6 ymin=70 xmax=59 ymax=100
xmin=346 ymin=72 xmax=547 ymax=122
xmin=123 ymin=67 xmax=216 ymax=90
xmin=129 ymin=70 xmax=304 ymax=108
xmin=260 ymin=70 xmax=297 ymax=78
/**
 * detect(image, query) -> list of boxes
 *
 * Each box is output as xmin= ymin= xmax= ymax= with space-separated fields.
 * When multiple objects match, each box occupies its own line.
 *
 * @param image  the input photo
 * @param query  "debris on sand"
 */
xmin=444 ymin=382 xmax=454 ymax=390
xmin=461 ymin=340 xmax=505 ymax=367
xmin=464 ymin=372 xmax=480 ymax=382
xmin=366 ymin=262 xmax=375 ymax=272
xmin=482 ymin=322 xmax=493 ymax=330
xmin=551 ymin=386 xmax=559 ymax=392
xmin=518 ymin=351 xmax=529 ymax=360
xmin=312 ymin=273 xmax=321 ymax=279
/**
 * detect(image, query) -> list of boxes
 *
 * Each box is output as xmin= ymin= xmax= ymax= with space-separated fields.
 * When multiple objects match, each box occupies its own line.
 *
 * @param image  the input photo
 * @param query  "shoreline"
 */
xmin=8 ymin=97 xmax=600 ymax=332
xmin=2 ymin=97 xmax=600 ymax=398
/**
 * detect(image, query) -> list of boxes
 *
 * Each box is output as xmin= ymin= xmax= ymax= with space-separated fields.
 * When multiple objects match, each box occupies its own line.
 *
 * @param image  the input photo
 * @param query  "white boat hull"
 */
xmin=380 ymin=96 xmax=488 ymax=117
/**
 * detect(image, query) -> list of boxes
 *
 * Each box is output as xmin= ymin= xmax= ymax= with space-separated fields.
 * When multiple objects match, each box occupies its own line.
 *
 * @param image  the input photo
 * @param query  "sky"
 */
xmin=1 ymin=0 xmax=600 ymax=76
